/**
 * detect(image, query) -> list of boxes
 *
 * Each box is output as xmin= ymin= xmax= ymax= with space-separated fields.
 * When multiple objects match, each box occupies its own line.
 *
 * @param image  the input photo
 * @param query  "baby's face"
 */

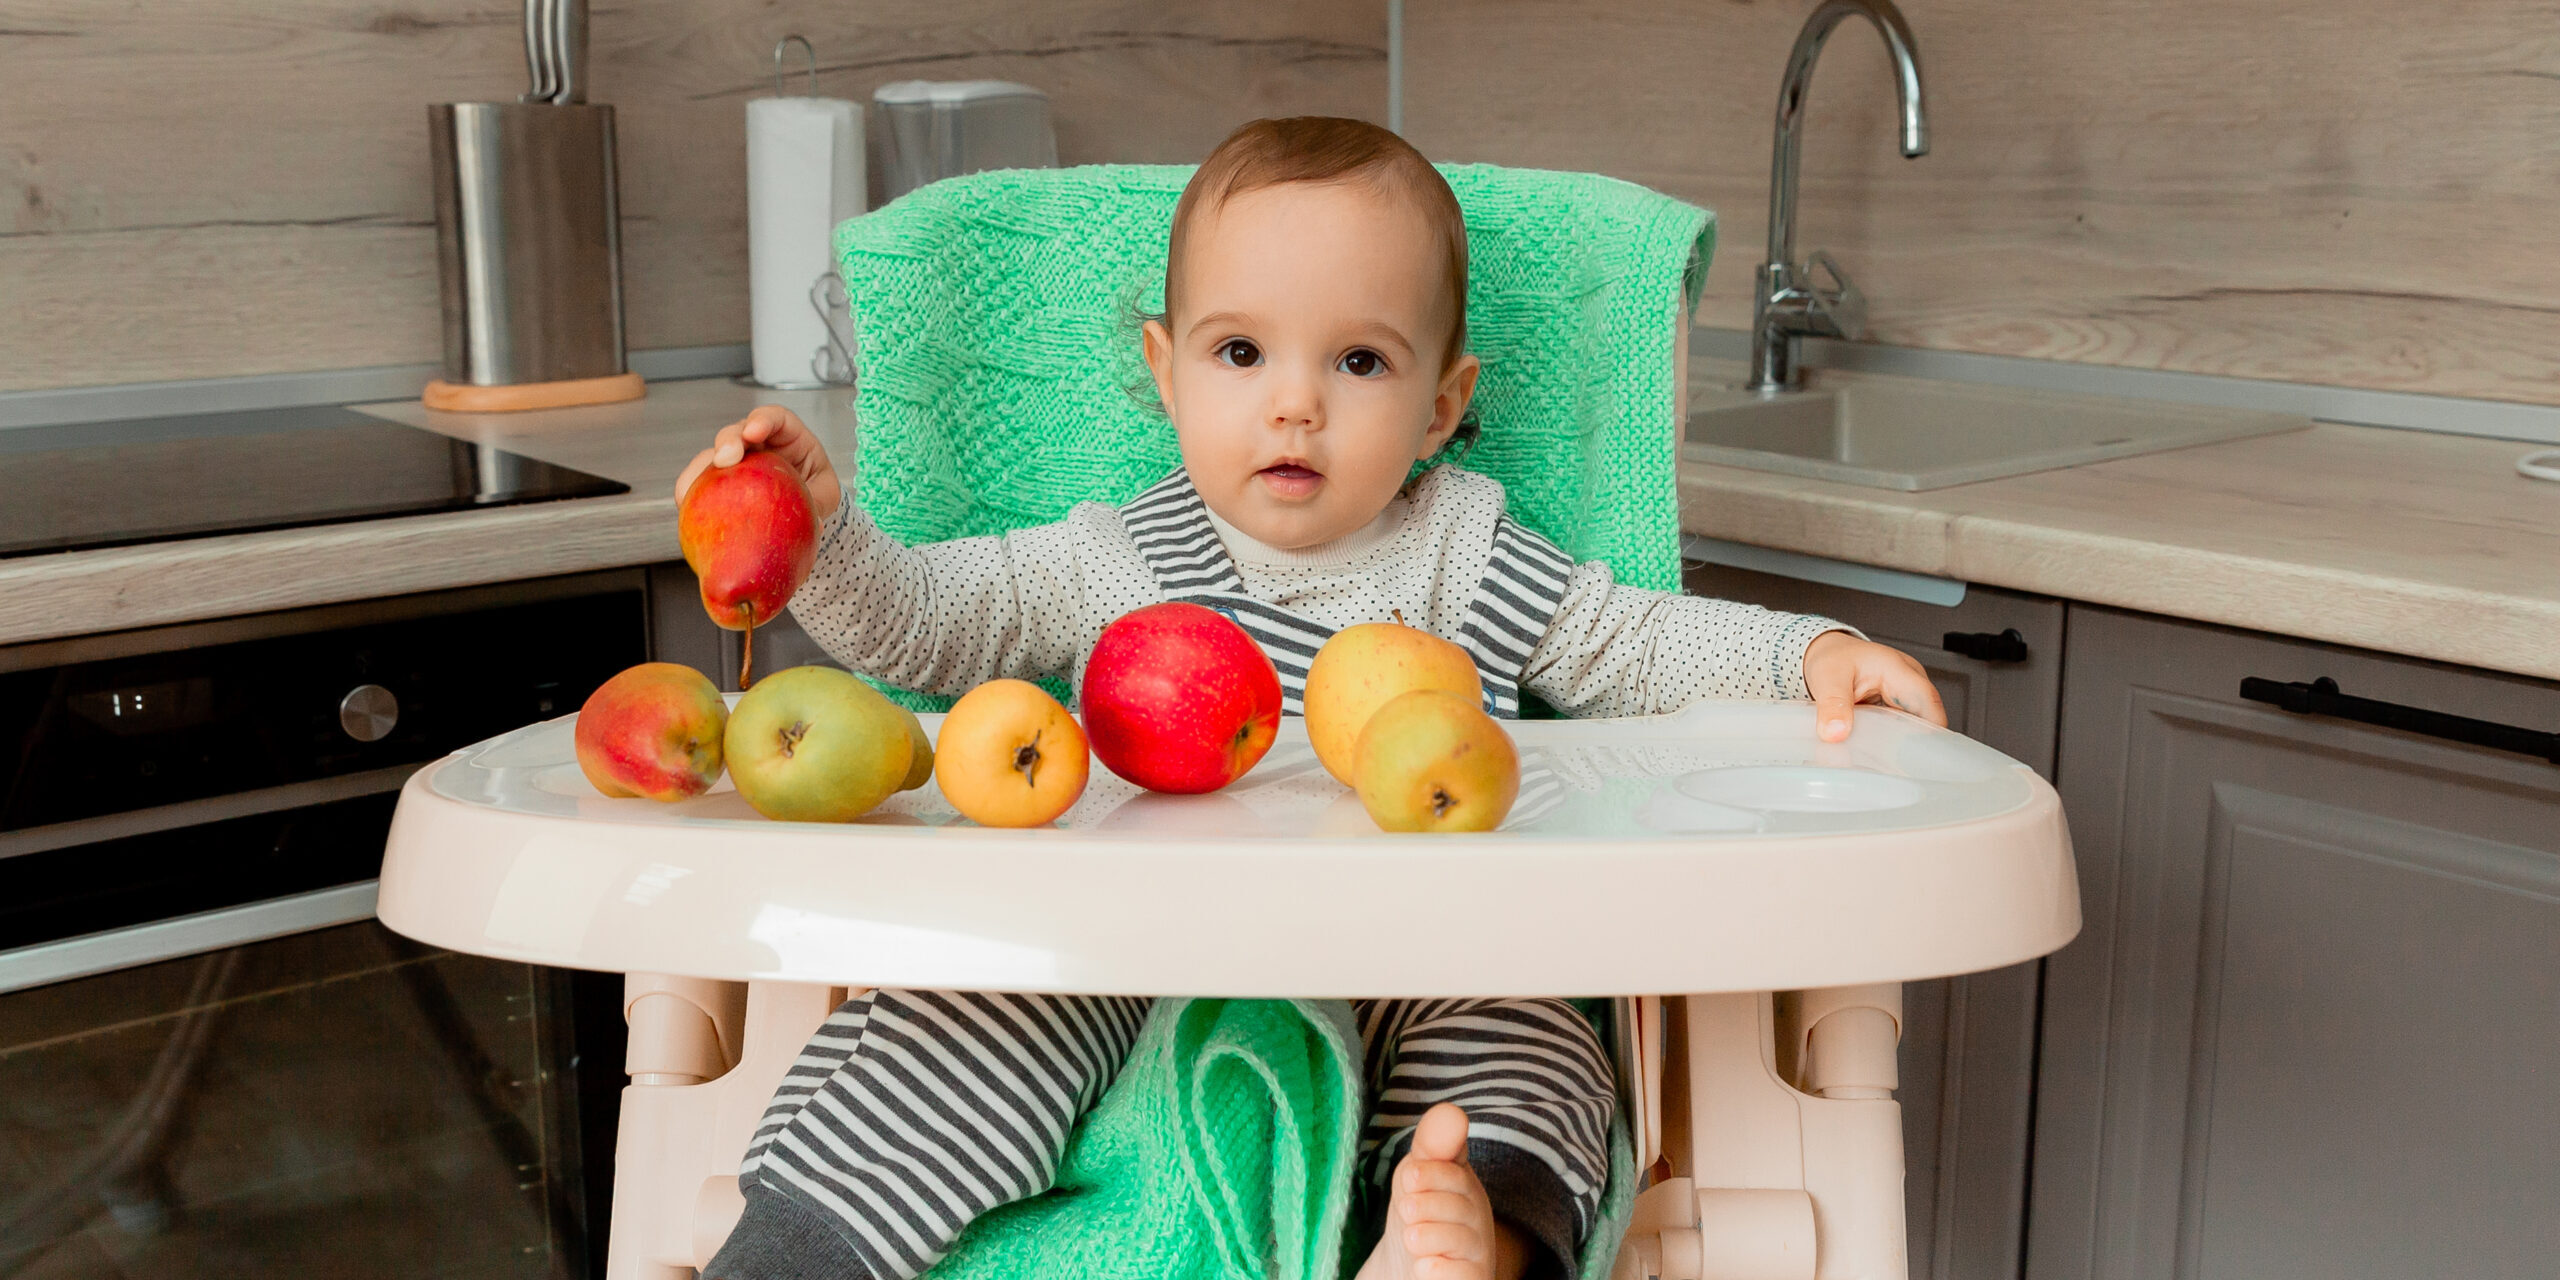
xmin=1144 ymin=180 xmax=1478 ymax=550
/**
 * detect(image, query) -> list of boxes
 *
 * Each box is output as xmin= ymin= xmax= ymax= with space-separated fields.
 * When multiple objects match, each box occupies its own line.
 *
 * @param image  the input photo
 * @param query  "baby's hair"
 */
xmin=1167 ymin=117 xmax=1471 ymax=370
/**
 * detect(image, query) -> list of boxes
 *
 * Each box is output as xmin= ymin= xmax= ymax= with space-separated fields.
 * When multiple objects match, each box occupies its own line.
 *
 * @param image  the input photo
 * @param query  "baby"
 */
xmin=683 ymin=118 xmax=1943 ymax=1280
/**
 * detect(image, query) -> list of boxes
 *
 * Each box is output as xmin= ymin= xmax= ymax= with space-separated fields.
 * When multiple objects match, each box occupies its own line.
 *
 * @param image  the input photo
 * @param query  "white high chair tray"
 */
xmin=379 ymin=699 xmax=2077 ymax=997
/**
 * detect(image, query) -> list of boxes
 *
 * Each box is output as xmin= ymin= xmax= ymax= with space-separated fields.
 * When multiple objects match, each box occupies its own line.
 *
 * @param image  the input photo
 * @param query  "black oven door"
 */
xmin=0 ymin=576 xmax=647 ymax=1280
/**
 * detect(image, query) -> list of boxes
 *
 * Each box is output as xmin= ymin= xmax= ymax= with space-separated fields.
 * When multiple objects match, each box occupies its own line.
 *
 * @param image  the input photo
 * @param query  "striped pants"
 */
xmin=703 ymin=992 xmax=1616 ymax=1280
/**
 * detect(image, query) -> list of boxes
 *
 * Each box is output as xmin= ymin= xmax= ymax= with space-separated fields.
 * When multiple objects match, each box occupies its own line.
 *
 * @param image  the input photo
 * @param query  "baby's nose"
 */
xmin=1267 ymin=371 xmax=1323 ymax=427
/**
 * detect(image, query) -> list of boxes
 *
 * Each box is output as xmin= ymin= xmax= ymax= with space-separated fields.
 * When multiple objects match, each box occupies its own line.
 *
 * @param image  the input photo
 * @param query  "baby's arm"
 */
xmin=1519 ymin=560 xmax=1944 ymax=735
xmin=676 ymin=407 xmax=1086 ymax=694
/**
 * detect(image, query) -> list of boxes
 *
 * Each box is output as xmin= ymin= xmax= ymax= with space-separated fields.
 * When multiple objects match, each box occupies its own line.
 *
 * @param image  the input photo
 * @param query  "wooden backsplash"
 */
xmin=1405 ymin=0 xmax=2560 ymax=408
xmin=0 ymin=1 xmax=1383 ymax=393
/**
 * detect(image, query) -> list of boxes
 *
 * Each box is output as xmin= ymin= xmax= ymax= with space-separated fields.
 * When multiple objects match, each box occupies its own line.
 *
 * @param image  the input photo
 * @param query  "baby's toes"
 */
xmin=1398 ymin=1188 xmax=1484 ymax=1227
xmin=1400 ymin=1218 xmax=1485 ymax=1261
xmin=1398 ymin=1155 xmax=1485 ymax=1198
xmin=1411 ymin=1252 xmax=1485 ymax=1280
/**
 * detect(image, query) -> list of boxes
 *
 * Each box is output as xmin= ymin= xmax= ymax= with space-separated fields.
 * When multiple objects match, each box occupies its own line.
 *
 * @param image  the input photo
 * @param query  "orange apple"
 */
xmin=1303 ymin=616 xmax=1483 ymax=785
xmin=935 ymin=679 xmax=1089 ymax=827
xmin=574 ymin=663 xmax=728 ymax=801
xmin=678 ymin=450 xmax=819 ymax=685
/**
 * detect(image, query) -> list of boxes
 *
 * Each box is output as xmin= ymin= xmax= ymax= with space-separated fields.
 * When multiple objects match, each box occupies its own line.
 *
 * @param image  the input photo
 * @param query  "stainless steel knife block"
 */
xmin=424 ymin=102 xmax=641 ymax=411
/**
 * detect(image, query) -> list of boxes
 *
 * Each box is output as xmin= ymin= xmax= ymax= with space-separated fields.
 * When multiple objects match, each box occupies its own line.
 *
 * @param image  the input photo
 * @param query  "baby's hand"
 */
xmin=1803 ymin=630 xmax=1946 ymax=742
xmin=674 ymin=405 xmax=844 ymax=519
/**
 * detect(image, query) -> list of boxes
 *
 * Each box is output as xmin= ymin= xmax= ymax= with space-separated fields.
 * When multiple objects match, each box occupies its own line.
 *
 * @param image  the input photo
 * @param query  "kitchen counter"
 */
xmin=1679 ymin=422 xmax=2560 ymax=682
xmin=1 ymin=375 xmax=2552 ymax=684
xmin=0 ymin=380 xmax=849 ymax=650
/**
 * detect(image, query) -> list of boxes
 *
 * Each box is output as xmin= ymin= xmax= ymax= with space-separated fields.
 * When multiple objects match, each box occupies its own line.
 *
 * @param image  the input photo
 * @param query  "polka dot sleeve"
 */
xmin=1519 ymin=558 xmax=1861 ymax=716
xmin=785 ymin=500 xmax=1092 ymax=695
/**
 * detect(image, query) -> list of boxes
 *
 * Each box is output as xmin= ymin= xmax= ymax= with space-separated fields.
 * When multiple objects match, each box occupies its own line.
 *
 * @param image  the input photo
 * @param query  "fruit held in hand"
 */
xmin=894 ymin=705 xmax=935 ymax=793
xmin=678 ymin=450 xmax=819 ymax=684
xmin=1303 ymin=615 xmax=1483 ymax=785
xmin=573 ymin=663 xmax=728 ymax=801
xmin=1354 ymin=688 xmax=1519 ymax=833
xmin=1080 ymin=602 xmax=1281 ymax=794
xmin=935 ymin=679 xmax=1089 ymax=827
xmin=724 ymin=666 xmax=912 ymax=822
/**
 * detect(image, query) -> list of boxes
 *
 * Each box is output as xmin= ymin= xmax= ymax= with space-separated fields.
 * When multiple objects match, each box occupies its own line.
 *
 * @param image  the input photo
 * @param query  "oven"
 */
xmin=0 ymin=571 xmax=648 ymax=1279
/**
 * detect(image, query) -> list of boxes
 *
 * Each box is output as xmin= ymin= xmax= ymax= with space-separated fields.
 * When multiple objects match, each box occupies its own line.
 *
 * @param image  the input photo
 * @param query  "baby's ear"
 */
xmin=1141 ymin=319 xmax=1178 ymax=415
xmin=1424 ymin=353 xmax=1483 ymax=454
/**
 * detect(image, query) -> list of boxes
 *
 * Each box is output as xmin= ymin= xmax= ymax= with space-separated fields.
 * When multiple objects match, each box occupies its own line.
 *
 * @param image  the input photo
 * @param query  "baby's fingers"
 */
xmin=1813 ymin=685 xmax=1860 ymax=743
xmin=673 ymin=444 xmax=719 ymax=504
xmin=735 ymin=404 xmax=804 ymax=450
xmin=1880 ymin=658 xmax=1948 ymax=727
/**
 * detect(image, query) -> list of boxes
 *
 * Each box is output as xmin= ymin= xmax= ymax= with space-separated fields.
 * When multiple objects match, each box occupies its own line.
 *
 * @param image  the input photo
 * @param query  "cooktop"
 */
xmin=0 ymin=405 xmax=630 ymax=559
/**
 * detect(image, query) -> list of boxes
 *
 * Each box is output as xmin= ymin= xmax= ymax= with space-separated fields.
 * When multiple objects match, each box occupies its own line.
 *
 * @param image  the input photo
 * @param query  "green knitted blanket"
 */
xmin=833 ymin=164 xmax=1713 ymax=596
xmin=920 ymin=998 xmax=1635 ymax=1280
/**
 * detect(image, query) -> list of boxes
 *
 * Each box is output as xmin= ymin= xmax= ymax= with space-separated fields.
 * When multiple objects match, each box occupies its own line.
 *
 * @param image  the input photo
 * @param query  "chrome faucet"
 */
xmin=1748 ymin=0 xmax=1929 ymax=393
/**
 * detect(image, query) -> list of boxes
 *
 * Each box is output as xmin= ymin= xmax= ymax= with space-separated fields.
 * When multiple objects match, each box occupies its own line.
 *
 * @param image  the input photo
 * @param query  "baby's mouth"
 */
xmin=1256 ymin=462 xmax=1325 ymax=499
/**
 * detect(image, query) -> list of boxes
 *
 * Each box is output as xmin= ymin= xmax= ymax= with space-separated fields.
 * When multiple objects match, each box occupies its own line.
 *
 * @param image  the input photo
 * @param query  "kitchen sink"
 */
xmin=1684 ymin=367 xmax=2309 ymax=490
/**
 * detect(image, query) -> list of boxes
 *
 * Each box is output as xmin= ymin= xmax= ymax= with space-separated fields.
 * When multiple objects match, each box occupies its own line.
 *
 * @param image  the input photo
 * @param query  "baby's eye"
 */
xmin=1338 ymin=348 xmax=1387 ymax=378
xmin=1215 ymin=339 xmax=1262 ymax=368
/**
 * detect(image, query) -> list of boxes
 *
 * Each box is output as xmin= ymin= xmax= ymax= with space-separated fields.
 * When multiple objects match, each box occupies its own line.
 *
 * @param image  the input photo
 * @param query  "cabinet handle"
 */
xmin=2239 ymin=676 xmax=2560 ymax=765
xmin=1941 ymin=629 xmax=2029 ymax=664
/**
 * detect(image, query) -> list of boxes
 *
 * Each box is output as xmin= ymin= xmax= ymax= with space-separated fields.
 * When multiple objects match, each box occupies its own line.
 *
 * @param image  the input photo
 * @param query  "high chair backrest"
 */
xmin=833 ymin=163 xmax=1713 ymax=597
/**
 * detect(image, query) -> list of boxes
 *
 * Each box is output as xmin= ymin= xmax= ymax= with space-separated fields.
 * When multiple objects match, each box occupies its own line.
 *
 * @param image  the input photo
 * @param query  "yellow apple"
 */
xmin=935 ymin=679 xmax=1090 ymax=828
xmin=1353 ymin=689 xmax=1519 ymax=833
xmin=1303 ymin=617 xmax=1482 ymax=785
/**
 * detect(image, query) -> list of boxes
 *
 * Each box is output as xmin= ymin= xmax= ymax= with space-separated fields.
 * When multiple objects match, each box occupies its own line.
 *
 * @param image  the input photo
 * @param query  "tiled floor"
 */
xmin=0 ymin=924 xmax=587 ymax=1279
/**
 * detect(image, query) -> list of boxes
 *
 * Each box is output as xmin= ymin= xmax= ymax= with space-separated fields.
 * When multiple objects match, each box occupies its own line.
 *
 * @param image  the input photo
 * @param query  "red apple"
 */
xmin=574 ymin=663 xmax=728 ymax=801
xmin=1080 ymin=602 xmax=1281 ymax=794
xmin=678 ymin=450 xmax=819 ymax=684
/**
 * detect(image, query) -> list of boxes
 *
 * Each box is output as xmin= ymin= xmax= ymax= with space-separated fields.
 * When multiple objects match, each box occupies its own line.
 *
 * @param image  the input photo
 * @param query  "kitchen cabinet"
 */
xmin=2029 ymin=607 xmax=2560 ymax=1280
xmin=1686 ymin=563 xmax=2063 ymax=1280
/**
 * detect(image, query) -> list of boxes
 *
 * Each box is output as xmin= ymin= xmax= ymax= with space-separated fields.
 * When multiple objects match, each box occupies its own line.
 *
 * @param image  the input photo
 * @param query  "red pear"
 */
xmin=678 ymin=451 xmax=818 ymax=684
xmin=574 ymin=663 xmax=728 ymax=801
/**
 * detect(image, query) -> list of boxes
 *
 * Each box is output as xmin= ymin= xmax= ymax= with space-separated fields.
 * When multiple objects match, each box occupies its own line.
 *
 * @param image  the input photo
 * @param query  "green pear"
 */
xmin=895 ymin=705 xmax=935 ymax=792
xmin=725 ymin=666 xmax=913 ymax=822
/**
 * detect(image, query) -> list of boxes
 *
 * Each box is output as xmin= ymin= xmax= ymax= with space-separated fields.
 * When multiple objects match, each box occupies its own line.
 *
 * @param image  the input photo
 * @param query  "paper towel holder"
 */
xmin=740 ymin=33 xmax=862 ymax=391
xmin=774 ymin=35 xmax=818 ymax=96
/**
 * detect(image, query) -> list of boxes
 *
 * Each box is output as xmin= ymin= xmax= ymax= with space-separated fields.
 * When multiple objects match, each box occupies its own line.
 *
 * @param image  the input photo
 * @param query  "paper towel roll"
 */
xmin=748 ymin=96 xmax=864 ymax=388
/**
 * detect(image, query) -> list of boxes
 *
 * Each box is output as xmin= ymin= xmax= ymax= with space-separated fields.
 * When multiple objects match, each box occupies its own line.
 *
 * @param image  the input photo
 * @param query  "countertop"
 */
xmin=0 ymin=380 xmax=851 ymax=650
xmin=1678 ymin=419 xmax=2560 ymax=682
xmin=1 ymin=375 xmax=2552 ymax=683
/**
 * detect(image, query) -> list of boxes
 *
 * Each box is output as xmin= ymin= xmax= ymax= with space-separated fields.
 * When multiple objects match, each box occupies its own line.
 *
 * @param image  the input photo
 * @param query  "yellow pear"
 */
xmin=1304 ymin=615 xmax=1482 ymax=785
xmin=1353 ymin=689 xmax=1520 ymax=833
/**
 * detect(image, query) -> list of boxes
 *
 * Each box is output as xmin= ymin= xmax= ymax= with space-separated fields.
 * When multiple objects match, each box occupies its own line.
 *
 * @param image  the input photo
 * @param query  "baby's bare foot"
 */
xmin=1356 ymin=1103 xmax=1501 ymax=1280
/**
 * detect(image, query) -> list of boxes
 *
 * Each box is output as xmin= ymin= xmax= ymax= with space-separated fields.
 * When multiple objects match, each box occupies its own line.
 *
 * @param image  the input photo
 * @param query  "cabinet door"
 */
xmin=1686 ymin=564 xmax=2063 ymax=1280
xmin=2033 ymin=607 xmax=2560 ymax=1280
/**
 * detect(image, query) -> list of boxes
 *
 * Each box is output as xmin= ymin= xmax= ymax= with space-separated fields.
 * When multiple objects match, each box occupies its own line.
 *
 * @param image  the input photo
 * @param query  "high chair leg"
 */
xmin=1614 ymin=988 xmax=1907 ymax=1280
xmin=604 ymin=977 xmax=841 ymax=1280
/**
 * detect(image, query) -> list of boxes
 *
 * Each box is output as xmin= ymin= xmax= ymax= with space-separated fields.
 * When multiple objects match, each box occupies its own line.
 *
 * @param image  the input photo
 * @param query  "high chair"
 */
xmin=382 ymin=700 xmax=2074 ymax=1280
xmin=377 ymin=172 xmax=2078 ymax=1278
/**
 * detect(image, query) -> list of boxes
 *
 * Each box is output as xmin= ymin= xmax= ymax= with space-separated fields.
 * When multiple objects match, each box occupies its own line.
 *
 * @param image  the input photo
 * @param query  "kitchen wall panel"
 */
xmin=0 ymin=2 xmax=1384 ymax=393
xmin=1405 ymin=0 xmax=2560 ymax=407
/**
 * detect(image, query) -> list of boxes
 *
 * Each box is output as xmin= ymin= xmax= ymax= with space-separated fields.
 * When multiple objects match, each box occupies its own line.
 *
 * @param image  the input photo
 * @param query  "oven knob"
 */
xmin=339 ymin=684 xmax=400 ymax=742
